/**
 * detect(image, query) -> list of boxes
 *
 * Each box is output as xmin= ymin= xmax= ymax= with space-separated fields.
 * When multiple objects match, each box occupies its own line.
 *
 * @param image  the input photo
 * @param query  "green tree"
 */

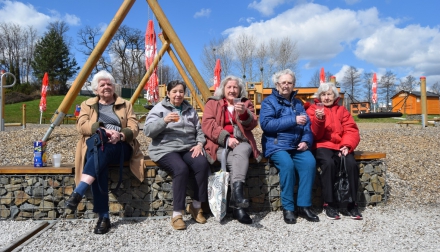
xmin=31 ymin=25 xmax=79 ymax=94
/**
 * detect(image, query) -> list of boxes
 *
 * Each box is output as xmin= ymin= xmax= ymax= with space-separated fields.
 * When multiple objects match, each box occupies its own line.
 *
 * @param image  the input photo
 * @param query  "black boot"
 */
xmin=65 ymin=192 xmax=82 ymax=211
xmin=297 ymin=207 xmax=320 ymax=222
xmin=230 ymin=182 xmax=249 ymax=208
xmin=283 ymin=210 xmax=297 ymax=224
xmin=94 ymin=217 xmax=111 ymax=234
xmin=233 ymin=208 xmax=252 ymax=224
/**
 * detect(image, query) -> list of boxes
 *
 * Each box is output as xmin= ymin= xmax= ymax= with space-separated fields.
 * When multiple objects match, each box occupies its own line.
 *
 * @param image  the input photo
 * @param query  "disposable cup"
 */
xmin=53 ymin=154 xmax=61 ymax=167
xmin=316 ymin=103 xmax=324 ymax=112
xmin=233 ymin=98 xmax=241 ymax=104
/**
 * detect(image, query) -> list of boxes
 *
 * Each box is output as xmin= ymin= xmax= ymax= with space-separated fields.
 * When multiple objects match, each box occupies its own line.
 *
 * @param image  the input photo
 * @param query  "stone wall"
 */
xmin=0 ymin=159 xmax=387 ymax=220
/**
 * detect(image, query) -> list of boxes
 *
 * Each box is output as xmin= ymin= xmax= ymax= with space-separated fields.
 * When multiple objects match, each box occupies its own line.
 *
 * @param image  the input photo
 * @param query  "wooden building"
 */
xmin=391 ymin=90 xmax=440 ymax=115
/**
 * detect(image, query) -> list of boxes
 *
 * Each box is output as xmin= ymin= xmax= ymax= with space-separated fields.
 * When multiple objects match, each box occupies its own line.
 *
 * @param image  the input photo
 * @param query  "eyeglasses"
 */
xmin=277 ymin=81 xmax=294 ymax=86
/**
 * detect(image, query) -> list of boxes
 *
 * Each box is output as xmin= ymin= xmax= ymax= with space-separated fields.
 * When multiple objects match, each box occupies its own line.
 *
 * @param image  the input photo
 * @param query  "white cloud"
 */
xmin=224 ymin=2 xmax=439 ymax=81
xmin=0 ymin=0 xmax=50 ymax=33
xmin=0 ymin=0 xmax=80 ymax=35
xmin=248 ymin=0 xmax=290 ymax=16
xmin=194 ymin=8 xmax=211 ymax=18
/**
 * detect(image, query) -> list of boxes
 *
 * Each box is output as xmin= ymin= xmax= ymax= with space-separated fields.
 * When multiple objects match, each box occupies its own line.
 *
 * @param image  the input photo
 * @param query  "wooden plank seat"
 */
xmin=0 ymin=164 xmax=74 ymax=174
xmin=396 ymin=120 xmax=421 ymax=126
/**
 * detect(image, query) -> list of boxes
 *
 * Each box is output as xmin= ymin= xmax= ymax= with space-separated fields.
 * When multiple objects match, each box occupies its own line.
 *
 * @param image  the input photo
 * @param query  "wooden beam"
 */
xmin=0 ymin=165 xmax=74 ymax=174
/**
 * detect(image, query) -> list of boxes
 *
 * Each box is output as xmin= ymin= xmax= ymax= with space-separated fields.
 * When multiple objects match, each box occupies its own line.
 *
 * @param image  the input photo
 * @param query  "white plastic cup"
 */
xmin=233 ymin=98 xmax=241 ymax=104
xmin=316 ymin=103 xmax=324 ymax=112
xmin=53 ymin=154 xmax=61 ymax=167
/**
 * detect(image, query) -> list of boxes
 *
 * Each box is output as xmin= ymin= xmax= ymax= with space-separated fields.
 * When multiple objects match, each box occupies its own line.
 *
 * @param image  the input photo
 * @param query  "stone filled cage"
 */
xmin=0 ymin=159 xmax=387 ymax=220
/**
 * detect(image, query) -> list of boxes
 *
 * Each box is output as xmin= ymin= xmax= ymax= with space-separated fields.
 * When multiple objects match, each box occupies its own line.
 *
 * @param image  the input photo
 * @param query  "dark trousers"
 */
xmin=157 ymin=151 xmax=209 ymax=211
xmin=82 ymin=142 xmax=132 ymax=213
xmin=314 ymin=148 xmax=359 ymax=204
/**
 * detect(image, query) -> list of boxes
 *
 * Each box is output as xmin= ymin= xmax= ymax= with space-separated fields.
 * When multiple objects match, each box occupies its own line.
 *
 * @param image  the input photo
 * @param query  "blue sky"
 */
xmin=1 ymin=0 xmax=439 ymax=90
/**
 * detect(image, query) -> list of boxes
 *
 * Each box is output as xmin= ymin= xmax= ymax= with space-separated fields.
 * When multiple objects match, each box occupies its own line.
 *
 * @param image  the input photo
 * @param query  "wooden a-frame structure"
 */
xmin=42 ymin=0 xmax=210 ymax=141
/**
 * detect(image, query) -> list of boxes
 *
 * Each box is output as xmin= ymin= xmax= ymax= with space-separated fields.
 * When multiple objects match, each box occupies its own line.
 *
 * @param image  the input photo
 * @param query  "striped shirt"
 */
xmin=98 ymin=103 xmax=121 ymax=132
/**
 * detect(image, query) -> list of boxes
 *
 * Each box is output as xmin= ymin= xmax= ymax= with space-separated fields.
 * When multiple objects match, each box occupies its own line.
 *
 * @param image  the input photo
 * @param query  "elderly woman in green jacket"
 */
xmin=144 ymin=80 xmax=209 ymax=230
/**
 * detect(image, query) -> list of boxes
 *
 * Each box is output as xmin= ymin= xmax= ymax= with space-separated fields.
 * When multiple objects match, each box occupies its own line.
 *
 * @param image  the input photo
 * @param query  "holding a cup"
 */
xmin=315 ymin=103 xmax=325 ymax=119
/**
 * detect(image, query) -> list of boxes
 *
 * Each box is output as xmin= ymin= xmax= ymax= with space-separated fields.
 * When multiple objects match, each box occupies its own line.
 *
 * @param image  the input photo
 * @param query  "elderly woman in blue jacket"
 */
xmin=260 ymin=69 xmax=319 ymax=224
xmin=144 ymin=80 xmax=209 ymax=230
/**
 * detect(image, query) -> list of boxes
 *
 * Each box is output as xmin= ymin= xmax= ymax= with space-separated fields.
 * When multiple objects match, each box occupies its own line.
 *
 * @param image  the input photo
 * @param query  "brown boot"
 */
xmin=170 ymin=215 xmax=186 ymax=230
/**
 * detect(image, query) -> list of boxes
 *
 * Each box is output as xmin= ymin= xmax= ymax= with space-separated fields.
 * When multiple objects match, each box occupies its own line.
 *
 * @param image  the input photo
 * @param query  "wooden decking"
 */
xmin=0 ymin=151 xmax=386 ymax=175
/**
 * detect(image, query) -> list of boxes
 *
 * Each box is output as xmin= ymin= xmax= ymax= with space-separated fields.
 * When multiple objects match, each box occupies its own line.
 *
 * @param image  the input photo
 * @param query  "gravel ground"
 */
xmin=1 ymin=122 xmax=440 ymax=251
xmin=1 ymin=206 xmax=439 ymax=251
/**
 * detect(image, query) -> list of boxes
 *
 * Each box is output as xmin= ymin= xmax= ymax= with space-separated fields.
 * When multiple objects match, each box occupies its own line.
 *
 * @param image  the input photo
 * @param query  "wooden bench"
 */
xmin=63 ymin=114 xmax=77 ymax=124
xmin=0 ymin=164 xmax=74 ymax=174
xmin=396 ymin=120 xmax=421 ymax=126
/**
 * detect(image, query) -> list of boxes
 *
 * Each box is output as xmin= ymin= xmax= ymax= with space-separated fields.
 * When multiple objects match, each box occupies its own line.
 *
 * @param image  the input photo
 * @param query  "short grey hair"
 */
xmin=272 ymin=69 xmax=296 ymax=86
xmin=315 ymin=82 xmax=339 ymax=98
xmin=213 ymin=75 xmax=248 ymax=98
xmin=90 ymin=70 xmax=116 ymax=94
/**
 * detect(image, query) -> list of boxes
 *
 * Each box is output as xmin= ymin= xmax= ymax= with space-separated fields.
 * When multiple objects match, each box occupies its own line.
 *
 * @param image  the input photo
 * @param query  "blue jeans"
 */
xmin=82 ymin=141 xmax=132 ymax=213
xmin=270 ymin=150 xmax=316 ymax=211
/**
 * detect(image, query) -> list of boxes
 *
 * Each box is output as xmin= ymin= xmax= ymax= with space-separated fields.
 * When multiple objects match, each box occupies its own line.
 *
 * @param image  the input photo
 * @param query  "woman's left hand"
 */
xmin=234 ymin=102 xmax=246 ymax=115
xmin=297 ymin=142 xmax=308 ymax=151
xmin=339 ymin=146 xmax=349 ymax=156
xmin=105 ymin=129 xmax=120 ymax=145
xmin=190 ymin=144 xmax=204 ymax=158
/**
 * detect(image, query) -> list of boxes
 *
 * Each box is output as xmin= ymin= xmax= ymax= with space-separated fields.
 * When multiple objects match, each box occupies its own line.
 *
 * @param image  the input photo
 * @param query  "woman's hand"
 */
xmin=228 ymin=137 xmax=240 ymax=149
xmin=164 ymin=112 xmax=179 ymax=123
xmin=234 ymin=102 xmax=246 ymax=115
xmin=315 ymin=109 xmax=325 ymax=120
xmin=190 ymin=143 xmax=204 ymax=158
xmin=339 ymin=146 xmax=349 ymax=157
xmin=296 ymin=114 xmax=307 ymax=125
xmin=105 ymin=129 xmax=121 ymax=145
xmin=297 ymin=142 xmax=308 ymax=151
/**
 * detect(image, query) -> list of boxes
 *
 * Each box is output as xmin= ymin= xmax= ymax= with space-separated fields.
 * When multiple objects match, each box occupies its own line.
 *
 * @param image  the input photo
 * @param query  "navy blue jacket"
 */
xmin=259 ymin=88 xmax=314 ymax=157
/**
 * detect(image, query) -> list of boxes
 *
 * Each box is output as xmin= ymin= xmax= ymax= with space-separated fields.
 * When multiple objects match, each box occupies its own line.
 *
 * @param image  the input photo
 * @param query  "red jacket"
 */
xmin=202 ymin=97 xmax=262 ymax=164
xmin=306 ymin=98 xmax=360 ymax=152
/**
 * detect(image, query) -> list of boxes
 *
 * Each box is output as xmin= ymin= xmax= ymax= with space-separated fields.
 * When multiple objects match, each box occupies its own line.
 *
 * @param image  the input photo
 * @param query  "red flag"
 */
xmin=39 ymin=72 xmax=48 ymax=112
xmin=144 ymin=20 xmax=159 ymax=103
xmin=213 ymin=59 xmax=221 ymax=90
xmin=319 ymin=67 xmax=325 ymax=84
xmin=372 ymin=73 xmax=377 ymax=103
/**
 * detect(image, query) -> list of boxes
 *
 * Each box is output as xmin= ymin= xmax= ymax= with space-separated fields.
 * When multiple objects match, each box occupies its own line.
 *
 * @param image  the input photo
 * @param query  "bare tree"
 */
xmin=255 ymin=41 xmax=267 ymax=83
xmin=109 ymin=25 xmax=144 ymax=86
xmin=234 ymin=33 xmax=256 ymax=81
xmin=430 ymin=81 xmax=440 ymax=95
xmin=362 ymin=72 xmax=373 ymax=103
xmin=77 ymin=25 xmax=112 ymax=77
xmin=21 ymin=26 xmax=37 ymax=83
xmin=308 ymin=69 xmax=320 ymax=87
xmin=397 ymin=75 xmax=418 ymax=92
xmin=200 ymin=37 xmax=233 ymax=86
xmin=277 ymin=37 xmax=298 ymax=73
xmin=379 ymin=70 xmax=396 ymax=110
xmin=342 ymin=66 xmax=361 ymax=101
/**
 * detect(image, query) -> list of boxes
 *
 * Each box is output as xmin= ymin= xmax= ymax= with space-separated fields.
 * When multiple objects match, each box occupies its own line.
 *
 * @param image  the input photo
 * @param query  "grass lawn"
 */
xmin=4 ymin=95 xmax=151 ymax=124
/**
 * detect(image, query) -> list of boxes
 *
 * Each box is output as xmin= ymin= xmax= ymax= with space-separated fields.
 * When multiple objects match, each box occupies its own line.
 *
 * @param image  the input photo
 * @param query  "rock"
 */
xmin=14 ymin=190 xmax=30 ymax=206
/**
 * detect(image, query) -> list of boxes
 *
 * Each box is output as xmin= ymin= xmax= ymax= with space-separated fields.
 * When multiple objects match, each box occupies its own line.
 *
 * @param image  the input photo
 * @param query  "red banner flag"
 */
xmin=372 ymin=73 xmax=378 ymax=103
xmin=144 ymin=20 xmax=159 ymax=104
xmin=39 ymin=72 xmax=48 ymax=112
xmin=320 ymin=67 xmax=325 ymax=84
xmin=213 ymin=59 xmax=221 ymax=91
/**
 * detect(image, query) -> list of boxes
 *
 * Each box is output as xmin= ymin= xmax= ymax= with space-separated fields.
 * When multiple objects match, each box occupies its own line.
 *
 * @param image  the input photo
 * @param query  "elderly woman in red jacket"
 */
xmin=202 ymin=75 xmax=262 ymax=225
xmin=306 ymin=82 xmax=362 ymax=221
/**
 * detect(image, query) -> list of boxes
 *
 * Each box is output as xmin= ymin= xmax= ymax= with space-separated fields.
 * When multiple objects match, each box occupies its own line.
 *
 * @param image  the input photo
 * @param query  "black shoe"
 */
xmin=230 ymin=182 xmax=249 ymax=208
xmin=283 ymin=210 xmax=297 ymax=224
xmin=297 ymin=207 xmax=319 ymax=222
xmin=65 ymin=192 xmax=82 ymax=211
xmin=347 ymin=204 xmax=363 ymax=220
xmin=94 ymin=217 xmax=111 ymax=234
xmin=233 ymin=208 xmax=252 ymax=224
xmin=323 ymin=203 xmax=341 ymax=220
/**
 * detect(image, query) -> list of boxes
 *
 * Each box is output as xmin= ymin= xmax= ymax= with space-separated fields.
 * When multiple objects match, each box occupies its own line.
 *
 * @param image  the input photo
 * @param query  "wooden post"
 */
xmin=146 ymin=0 xmax=211 ymax=103
xmin=22 ymin=104 xmax=26 ymax=129
xmin=158 ymin=33 xmax=205 ymax=111
xmin=129 ymin=37 xmax=170 ymax=105
xmin=420 ymin=76 xmax=428 ymax=127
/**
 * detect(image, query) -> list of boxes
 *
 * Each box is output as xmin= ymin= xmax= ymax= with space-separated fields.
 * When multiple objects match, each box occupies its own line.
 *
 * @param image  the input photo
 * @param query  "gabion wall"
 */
xmin=0 ymin=159 xmax=387 ymax=220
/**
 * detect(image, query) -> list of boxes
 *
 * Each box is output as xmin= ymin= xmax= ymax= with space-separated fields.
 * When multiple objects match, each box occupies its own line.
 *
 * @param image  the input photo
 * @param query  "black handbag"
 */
xmin=86 ymin=128 xmax=124 ymax=194
xmin=334 ymin=155 xmax=353 ymax=203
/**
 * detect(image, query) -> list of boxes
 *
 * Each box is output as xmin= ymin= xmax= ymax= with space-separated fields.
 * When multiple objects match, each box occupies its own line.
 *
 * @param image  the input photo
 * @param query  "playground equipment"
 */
xmin=42 ymin=0 xmax=211 ymax=142
xmin=0 ymin=71 xmax=17 ymax=131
